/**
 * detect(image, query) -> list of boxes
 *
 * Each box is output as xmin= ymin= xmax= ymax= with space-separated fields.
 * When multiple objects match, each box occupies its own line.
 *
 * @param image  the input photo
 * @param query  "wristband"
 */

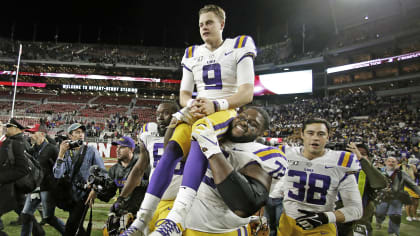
xmin=213 ymin=100 xmax=220 ymax=112
xmin=186 ymin=99 xmax=195 ymax=107
xmin=325 ymin=212 xmax=336 ymax=223
xmin=215 ymin=99 xmax=229 ymax=111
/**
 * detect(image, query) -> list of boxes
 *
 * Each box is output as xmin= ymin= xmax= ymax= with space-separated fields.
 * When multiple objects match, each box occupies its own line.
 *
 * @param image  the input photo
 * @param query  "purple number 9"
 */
xmin=203 ymin=63 xmax=222 ymax=90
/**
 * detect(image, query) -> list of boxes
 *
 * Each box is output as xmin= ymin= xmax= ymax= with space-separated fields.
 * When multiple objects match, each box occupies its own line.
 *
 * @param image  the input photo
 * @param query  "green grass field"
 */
xmin=2 ymin=204 xmax=420 ymax=235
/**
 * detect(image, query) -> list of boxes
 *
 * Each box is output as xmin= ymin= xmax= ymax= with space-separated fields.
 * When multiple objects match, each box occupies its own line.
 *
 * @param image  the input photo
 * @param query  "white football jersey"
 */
xmin=139 ymin=123 xmax=184 ymax=200
xmin=181 ymin=35 xmax=257 ymax=100
xmin=281 ymin=146 xmax=361 ymax=219
xmin=185 ymin=141 xmax=288 ymax=233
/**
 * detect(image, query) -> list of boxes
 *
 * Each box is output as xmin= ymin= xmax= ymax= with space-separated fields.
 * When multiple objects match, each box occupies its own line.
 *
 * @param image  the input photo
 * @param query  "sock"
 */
xmin=131 ymin=193 xmax=161 ymax=230
xmin=147 ymin=141 xmax=183 ymax=197
xmin=164 ymin=141 xmax=208 ymax=228
xmin=180 ymin=141 xmax=208 ymax=190
xmin=166 ymin=186 xmax=197 ymax=229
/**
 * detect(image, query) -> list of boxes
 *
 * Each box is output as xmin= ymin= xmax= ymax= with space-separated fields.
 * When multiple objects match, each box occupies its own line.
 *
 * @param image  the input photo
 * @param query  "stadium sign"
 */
xmin=86 ymin=142 xmax=118 ymax=167
xmin=62 ymin=84 xmax=138 ymax=93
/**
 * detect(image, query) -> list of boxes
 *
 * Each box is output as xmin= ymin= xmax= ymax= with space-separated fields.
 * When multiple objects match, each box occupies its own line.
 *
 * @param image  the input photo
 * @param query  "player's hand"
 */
xmin=346 ymin=142 xmax=363 ymax=160
xmin=172 ymin=107 xmax=196 ymax=125
xmin=191 ymin=117 xmax=222 ymax=159
xmin=194 ymin=98 xmax=216 ymax=117
xmin=295 ymin=209 xmax=329 ymax=230
xmin=110 ymin=196 xmax=128 ymax=216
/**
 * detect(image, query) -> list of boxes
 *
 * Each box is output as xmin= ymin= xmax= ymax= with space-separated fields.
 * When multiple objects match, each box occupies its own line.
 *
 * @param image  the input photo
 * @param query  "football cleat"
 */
xmin=149 ymin=219 xmax=182 ymax=236
xmin=120 ymin=225 xmax=144 ymax=236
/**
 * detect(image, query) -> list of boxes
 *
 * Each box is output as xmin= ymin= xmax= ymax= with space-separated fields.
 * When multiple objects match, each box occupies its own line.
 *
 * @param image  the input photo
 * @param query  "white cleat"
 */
xmin=120 ymin=218 xmax=148 ymax=236
xmin=149 ymin=219 xmax=182 ymax=236
xmin=120 ymin=225 xmax=144 ymax=236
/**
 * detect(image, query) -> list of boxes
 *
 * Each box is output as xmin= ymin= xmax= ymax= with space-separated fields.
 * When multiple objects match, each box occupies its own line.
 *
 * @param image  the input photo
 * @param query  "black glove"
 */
xmin=295 ymin=209 xmax=329 ymax=230
xmin=110 ymin=196 xmax=128 ymax=216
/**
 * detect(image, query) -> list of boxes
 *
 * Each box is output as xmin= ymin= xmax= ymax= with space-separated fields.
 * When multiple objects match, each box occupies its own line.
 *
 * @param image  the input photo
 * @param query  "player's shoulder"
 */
xmin=182 ymin=44 xmax=205 ymax=59
xmin=140 ymin=122 xmax=158 ymax=136
xmin=251 ymin=143 xmax=286 ymax=162
xmin=278 ymin=145 xmax=292 ymax=154
xmin=231 ymin=35 xmax=256 ymax=49
xmin=139 ymin=122 xmax=159 ymax=141
xmin=326 ymin=149 xmax=361 ymax=171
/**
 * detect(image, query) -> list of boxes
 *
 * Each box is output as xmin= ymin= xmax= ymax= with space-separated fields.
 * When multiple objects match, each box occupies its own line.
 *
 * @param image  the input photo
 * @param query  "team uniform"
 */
xmin=139 ymin=123 xmax=185 ymax=231
xmin=278 ymin=146 xmax=362 ymax=236
xmin=173 ymin=35 xmax=257 ymax=155
xmin=184 ymin=141 xmax=288 ymax=236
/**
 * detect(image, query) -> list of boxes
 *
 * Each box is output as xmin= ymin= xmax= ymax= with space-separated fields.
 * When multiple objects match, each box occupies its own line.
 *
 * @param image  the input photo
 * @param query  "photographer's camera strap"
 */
xmin=70 ymin=145 xmax=88 ymax=183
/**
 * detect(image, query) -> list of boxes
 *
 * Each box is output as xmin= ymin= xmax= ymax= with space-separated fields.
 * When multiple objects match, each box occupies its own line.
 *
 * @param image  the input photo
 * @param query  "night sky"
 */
xmin=0 ymin=0 xmax=384 ymax=50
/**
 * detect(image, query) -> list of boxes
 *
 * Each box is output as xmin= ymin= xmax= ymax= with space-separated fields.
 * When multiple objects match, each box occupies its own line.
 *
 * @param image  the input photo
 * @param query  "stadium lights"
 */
xmin=326 ymin=50 xmax=420 ymax=74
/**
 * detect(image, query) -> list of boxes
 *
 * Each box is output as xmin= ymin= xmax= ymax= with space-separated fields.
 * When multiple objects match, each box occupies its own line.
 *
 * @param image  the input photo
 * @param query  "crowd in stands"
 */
xmin=2 ymin=87 xmax=419 ymax=168
xmin=0 ymin=38 xmax=183 ymax=67
xmin=265 ymin=92 xmax=420 ymax=164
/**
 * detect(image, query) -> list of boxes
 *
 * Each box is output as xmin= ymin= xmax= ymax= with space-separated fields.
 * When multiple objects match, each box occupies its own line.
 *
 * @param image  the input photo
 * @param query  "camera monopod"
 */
xmin=75 ymin=203 xmax=93 ymax=236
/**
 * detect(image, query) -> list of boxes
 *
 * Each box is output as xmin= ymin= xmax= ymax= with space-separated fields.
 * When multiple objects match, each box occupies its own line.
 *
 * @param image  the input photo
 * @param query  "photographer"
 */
xmin=337 ymin=143 xmax=387 ymax=236
xmin=375 ymin=157 xmax=420 ymax=236
xmin=53 ymin=123 xmax=105 ymax=236
xmin=86 ymin=136 xmax=149 ymax=216
xmin=0 ymin=119 xmax=30 ymax=236
xmin=21 ymin=123 xmax=65 ymax=236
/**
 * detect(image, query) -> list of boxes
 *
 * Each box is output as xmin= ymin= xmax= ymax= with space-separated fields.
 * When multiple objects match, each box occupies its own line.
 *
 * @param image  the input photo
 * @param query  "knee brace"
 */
xmin=389 ymin=214 xmax=401 ymax=225
xmin=217 ymin=171 xmax=269 ymax=218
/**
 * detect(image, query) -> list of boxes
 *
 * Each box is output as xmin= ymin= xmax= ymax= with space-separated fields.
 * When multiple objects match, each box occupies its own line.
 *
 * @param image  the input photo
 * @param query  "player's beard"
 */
xmin=226 ymin=125 xmax=258 ymax=143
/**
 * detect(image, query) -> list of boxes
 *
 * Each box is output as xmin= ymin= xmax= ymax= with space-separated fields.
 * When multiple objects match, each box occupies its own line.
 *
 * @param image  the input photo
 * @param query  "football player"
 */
xmin=141 ymin=107 xmax=286 ymax=236
xmin=125 ymin=4 xmax=257 ymax=235
xmin=111 ymin=103 xmax=180 ymax=234
xmin=278 ymin=118 xmax=362 ymax=236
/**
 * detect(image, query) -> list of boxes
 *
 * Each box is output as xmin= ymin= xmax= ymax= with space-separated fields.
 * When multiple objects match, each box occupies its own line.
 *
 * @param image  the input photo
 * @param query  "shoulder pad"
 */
xmin=253 ymin=146 xmax=286 ymax=162
xmin=337 ymin=151 xmax=355 ymax=168
xmin=140 ymin=122 xmax=158 ymax=136
xmin=234 ymin=35 xmax=252 ymax=49
xmin=184 ymin=45 xmax=198 ymax=59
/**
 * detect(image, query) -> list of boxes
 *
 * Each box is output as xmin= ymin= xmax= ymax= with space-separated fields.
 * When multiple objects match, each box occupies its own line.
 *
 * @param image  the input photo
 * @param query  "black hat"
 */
xmin=5 ymin=118 xmax=28 ymax=130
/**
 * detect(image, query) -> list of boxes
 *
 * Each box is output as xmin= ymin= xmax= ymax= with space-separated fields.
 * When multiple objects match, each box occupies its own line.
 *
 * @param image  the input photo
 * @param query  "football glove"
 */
xmin=110 ymin=196 xmax=129 ymax=216
xmin=191 ymin=118 xmax=222 ymax=159
xmin=172 ymin=107 xmax=195 ymax=125
xmin=295 ymin=209 xmax=329 ymax=230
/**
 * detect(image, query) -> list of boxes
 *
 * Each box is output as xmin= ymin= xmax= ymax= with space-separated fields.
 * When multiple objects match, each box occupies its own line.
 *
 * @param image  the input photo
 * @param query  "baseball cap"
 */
xmin=112 ymin=136 xmax=135 ymax=149
xmin=26 ymin=124 xmax=48 ymax=133
xmin=67 ymin=123 xmax=86 ymax=134
xmin=5 ymin=118 xmax=28 ymax=130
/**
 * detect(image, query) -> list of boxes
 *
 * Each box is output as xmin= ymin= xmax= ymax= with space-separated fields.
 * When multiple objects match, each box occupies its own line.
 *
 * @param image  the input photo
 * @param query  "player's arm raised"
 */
xmin=120 ymin=140 xmax=150 ymax=198
xmin=110 ymin=140 xmax=150 ymax=215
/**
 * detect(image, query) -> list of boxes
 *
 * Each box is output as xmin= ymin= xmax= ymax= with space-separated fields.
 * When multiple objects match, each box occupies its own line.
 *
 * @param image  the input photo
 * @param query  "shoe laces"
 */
xmin=155 ymin=219 xmax=181 ymax=236
xmin=121 ymin=225 xmax=139 ymax=236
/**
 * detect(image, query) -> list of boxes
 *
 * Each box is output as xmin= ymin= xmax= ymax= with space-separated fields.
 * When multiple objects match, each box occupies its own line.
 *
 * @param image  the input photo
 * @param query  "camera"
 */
xmin=87 ymin=165 xmax=113 ymax=194
xmin=68 ymin=140 xmax=83 ymax=149
xmin=327 ymin=139 xmax=349 ymax=151
xmin=54 ymin=130 xmax=68 ymax=145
